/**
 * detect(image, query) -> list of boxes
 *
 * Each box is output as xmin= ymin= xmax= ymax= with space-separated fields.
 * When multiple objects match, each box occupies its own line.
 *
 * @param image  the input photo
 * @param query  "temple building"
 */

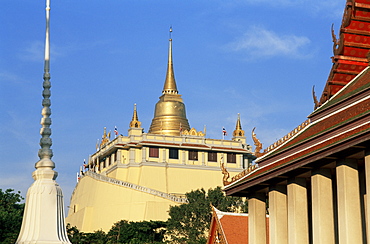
xmin=223 ymin=0 xmax=370 ymax=243
xmin=66 ymin=32 xmax=255 ymax=232
xmin=207 ymin=206 xmax=269 ymax=244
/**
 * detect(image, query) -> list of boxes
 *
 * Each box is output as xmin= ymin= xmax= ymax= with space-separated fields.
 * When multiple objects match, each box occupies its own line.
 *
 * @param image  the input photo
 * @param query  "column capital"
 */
xmin=269 ymin=184 xmax=287 ymax=194
xmin=288 ymin=177 xmax=306 ymax=187
xmin=249 ymin=192 xmax=266 ymax=201
xmin=337 ymin=158 xmax=358 ymax=168
xmin=312 ymin=167 xmax=331 ymax=177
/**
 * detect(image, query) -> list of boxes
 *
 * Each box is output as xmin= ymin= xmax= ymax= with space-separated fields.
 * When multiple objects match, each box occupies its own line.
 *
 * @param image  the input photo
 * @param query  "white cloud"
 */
xmin=243 ymin=0 xmax=305 ymax=6
xmin=18 ymin=41 xmax=63 ymax=62
xmin=228 ymin=26 xmax=311 ymax=59
xmin=242 ymin=0 xmax=341 ymax=8
xmin=0 ymin=72 xmax=26 ymax=85
xmin=18 ymin=41 xmax=44 ymax=62
xmin=221 ymin=0 xmax=343 ymax=18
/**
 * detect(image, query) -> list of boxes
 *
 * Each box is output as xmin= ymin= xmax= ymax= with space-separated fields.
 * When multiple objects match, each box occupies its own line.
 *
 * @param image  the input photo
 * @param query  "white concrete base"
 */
xmin=16 ymin=168 xmax=71 ymax=244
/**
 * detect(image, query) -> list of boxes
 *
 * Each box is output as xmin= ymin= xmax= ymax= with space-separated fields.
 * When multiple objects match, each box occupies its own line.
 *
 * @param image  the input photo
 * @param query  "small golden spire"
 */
xmin=233 ymin=113 xmax=245 ymax=137
xmin=100 ymin=127 xmax=111 ymax=148
xmin=162 ymin=26 xmax=178 ymax=94
xmin=129 ymin=103 xmax=141 ymax=128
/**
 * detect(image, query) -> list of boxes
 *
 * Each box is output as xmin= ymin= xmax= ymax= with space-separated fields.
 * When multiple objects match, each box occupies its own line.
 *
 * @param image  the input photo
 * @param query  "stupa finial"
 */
xmin=35 ymin=0 xmax=54 ymax=170
xmin=162 ymin=26 xmax=178 ymax=94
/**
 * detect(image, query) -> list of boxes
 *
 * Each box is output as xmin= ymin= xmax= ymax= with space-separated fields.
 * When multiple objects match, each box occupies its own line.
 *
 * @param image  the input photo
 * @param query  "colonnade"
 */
xmin=248 ymin=150 xmax=370 ymax=244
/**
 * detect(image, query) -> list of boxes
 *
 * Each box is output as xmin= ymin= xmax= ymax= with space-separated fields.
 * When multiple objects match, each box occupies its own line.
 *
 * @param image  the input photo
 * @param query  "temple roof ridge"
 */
xmin=313 ymin=65 xmax=370 ymax=115
xmin=212 ymin=206 xmax=249 ymax=219
xmin=258 ymin=119 xmax=311 ymax=159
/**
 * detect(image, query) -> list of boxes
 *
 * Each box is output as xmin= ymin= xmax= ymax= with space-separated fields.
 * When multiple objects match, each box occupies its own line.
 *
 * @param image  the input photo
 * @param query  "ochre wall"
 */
xmin=66 ymin=164 xmax=241 ymax=232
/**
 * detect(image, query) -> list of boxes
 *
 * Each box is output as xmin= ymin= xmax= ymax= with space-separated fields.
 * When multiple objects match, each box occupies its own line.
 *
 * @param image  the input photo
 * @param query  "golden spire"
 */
xmin=162 ymin=27 xmax=178 ymax=94
xmin=129 ymin=103 xmax=141 ymax=128
xmin=149 ymin=27 xmax=190 ymax=136
xmin=233 ymin=113 xmax=245 ymax=137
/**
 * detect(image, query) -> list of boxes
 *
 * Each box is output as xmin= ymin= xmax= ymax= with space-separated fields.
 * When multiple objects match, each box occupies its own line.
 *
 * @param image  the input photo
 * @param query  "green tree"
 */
xmin=166 ymin=187 xmax=247 ymax=244
xmin=0 ymin=189 xmax=24 ymax=244
xmin=67 ymin=224 xmax=107 ymax=244
xmin=107 ymin=220 xmax=166 ymax=244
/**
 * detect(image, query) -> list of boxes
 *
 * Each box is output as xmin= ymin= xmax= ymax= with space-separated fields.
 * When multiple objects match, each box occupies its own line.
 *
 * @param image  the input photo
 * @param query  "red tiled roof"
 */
xmin=220 ymin=215 xmax=248 ymax=244
xmin=319 ymin=0 xmax=370 ymax=104
xmin=320 ymin=0 xmax=370 ymax=104
xmin=207 ymin=207 xmax=269 ymax=244
xmin=315 ymin=66 xmax=370 ymax=114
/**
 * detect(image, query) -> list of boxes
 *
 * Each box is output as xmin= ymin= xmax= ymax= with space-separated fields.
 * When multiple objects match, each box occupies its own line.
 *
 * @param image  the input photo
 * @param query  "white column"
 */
xmin=110 ymin=153 xmax=115 ymax=165
xmin=129 ymin=148 xmax=135 ymax=164
xmin=365 ymin=149 xmax=370 ymax=243
xmin=311 ymin=168 xmax=335 ymax=244
xmin=182 ymin=150 xmax=186 ymax=164
xmin=105 ymin=157 xmax=109 ymax=168
xmin=336 ymin=159 xmax=363 ymax=244
xmin=160 ymin=148 xmax=166 ymax=163
xmin=141 ymin=146 xmax=146 ymax=163
xmin=287 ymin=177 xmax=309 ymax=244
xmin=248 ymin=193 xmax=266 ymax=244
xmin=116 ymin=149 xmax=122 ymax=164
xmin=269 ymin=185 xmax=288 ymax=244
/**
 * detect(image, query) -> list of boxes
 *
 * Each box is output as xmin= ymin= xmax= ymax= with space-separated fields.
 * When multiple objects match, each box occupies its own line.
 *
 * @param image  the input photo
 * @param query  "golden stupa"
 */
xmin=148 ymin=29 xmax=190 ymax=136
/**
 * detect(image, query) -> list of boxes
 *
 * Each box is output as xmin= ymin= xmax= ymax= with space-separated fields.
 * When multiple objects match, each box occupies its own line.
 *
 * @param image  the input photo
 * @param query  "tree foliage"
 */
xmin=107 ymin=220 xmax=166 ymax=244
xmin=166 ymin=187 xmax=247 ymax=244
xmin=0 ymin=189 xmax=24 ymax=244
xmin=67 ymin=224 xmax=107 ymax=244
xmin=0 ymin=187 xmax=245 ymax=244
xmin=67 ymin=220 xmax=166 ymax=244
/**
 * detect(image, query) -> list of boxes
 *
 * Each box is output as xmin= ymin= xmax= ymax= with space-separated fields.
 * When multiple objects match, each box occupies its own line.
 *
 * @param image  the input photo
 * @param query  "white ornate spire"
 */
xmin=36 ymin=0 xmax=54 ymax=170
xmin=16 ymin=1 xmax=71 ymax=243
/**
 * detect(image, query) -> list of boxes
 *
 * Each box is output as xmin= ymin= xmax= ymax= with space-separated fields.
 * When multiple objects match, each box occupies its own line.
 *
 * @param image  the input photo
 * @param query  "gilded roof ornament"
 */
xmin=342 ymin=0 xmax=354 ymax=28
xmin=312 ymin=85 xmax=320 ymax=110
xmin=225 ymin=164 xmax=259 ymax=185
xmin=100 ymin=127 xmax=111 ymax=148
xmin=182 ymin=128 xmax=204 ymax=137
xmin=221 ymin=162 xmax=231 ymax=186
xmin=252 ymin=127 xmax=264 ymax=157
xmin=129 ymin=103 xmax=141 ymax=128
xmin=331 ymin=24 xmax=339 ymax=55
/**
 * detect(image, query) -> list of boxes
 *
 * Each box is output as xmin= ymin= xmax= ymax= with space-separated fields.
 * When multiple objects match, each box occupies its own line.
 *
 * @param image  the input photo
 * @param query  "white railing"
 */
xmin=83 ymin=171 xmax=188 ymax=203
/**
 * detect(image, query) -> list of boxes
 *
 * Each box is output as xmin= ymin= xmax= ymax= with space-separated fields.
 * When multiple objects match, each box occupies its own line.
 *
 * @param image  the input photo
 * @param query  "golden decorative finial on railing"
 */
xmin=252 ymin=127 xmax=264 ymax=157
xmin=221 ymin=162 xmax=231 ymax=186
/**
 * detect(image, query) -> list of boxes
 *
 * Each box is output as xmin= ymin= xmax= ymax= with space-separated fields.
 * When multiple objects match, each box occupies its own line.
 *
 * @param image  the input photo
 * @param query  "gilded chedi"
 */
xmin=66 ymin=30 xmax=255 ymax=232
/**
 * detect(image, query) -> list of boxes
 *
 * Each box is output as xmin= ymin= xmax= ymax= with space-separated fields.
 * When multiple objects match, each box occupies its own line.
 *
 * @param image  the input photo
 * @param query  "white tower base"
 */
xmin=16 ymin=168 xmax=71 ymax=244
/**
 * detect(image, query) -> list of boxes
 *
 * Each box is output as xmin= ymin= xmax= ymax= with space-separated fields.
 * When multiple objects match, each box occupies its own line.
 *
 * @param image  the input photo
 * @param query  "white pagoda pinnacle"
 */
xmin=16 ymin=0 xmax=71 ymax=243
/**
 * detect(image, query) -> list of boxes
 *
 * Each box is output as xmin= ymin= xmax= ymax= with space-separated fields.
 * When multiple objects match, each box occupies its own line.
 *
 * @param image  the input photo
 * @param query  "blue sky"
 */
xmin=1 ymin=0 xmax=343 ymax=205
